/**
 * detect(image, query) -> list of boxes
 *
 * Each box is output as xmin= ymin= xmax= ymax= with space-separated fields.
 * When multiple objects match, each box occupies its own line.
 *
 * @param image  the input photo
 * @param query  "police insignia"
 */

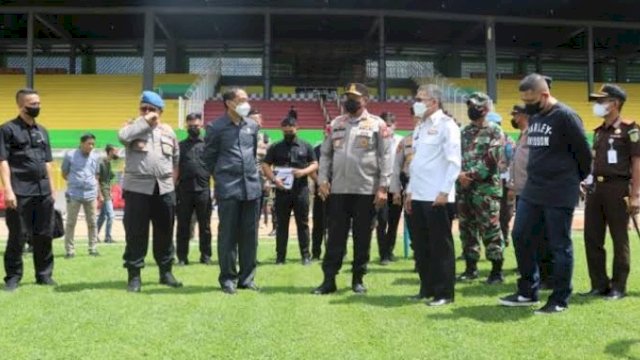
xmin=359 ymin=138 xmax=369 ymax=147
xmin=615 ymin=128 xmax=621 ymax=135
xmin=630 ymin=129 xmax=639 ymax=143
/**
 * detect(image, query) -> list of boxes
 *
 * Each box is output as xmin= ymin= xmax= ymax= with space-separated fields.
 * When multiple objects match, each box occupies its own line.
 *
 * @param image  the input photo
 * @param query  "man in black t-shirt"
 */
xmin=499 ymin=74 xmax=592 ymax=314
xmin=0 ymin=88 xmax=57 ymax=291
xmin=262 ymin=116 xmax=318 ymax=265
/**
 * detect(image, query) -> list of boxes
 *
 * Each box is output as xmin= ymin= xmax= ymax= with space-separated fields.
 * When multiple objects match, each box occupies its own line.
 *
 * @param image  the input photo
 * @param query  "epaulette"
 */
xmin=621 ymin=118 xmax=636 ymax=126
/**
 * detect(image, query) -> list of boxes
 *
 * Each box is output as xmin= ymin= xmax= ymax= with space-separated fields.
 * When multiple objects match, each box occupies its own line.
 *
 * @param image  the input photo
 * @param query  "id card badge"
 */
xmin=607 ymin=138 xmax=618 ymax=164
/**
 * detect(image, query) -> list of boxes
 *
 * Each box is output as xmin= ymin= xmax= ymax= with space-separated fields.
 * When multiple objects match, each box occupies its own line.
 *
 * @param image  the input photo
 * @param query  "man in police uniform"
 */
xmin=175 ymin=113 xmax=212 ymax=266
xmin=582 ymin=84 xmax=640 ymax=300
xmin=118 ymin=91 xmax=182 ymax=292
xmin=202 ymin=87 xmax=261 ymax=295
xmin=262 ymin=116 xmax=318 ymax=265
xmin=376 ymin=112 xmax=404 ymax=265
xmin=1 ymin=88 xmax=57 ymax=291
xmin=311 ymin=141 xmax=326 ymax=260
xmin=313 ymin=83 xmax=393 ymax=294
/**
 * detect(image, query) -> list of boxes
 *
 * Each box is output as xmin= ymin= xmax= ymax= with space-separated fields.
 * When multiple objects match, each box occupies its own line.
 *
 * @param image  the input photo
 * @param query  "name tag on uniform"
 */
xmin=356 ymin=129 xmax=373 ymax=137
xmin=608 ymin=149 xmax=618 ymax=164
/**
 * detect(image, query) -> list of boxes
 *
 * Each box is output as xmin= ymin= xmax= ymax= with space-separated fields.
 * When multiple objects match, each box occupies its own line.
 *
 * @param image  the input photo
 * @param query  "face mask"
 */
xmin=344 ymin=98 xmax=361 ymax=114
xmin=187 ymin=126 xmax=200 ymax=137
xmin=25 ymin=106 xmax=40 ymax=118
xmin=524 ymin=102 xmax=542 ymax=116
xmin=284 ymin=133 xmax=295 ymax=143
xmin=234 ymin=102 xmax=251 ymax=117
xmin=412 ymin=102 xmax=428 ymax=118
xmin=467 ymin=107 xmax=484 ymax=121
xmin=510 ymin=118 xmax=519 ymax=129
xmin=592 ymin=103 xmax=610 ymax=118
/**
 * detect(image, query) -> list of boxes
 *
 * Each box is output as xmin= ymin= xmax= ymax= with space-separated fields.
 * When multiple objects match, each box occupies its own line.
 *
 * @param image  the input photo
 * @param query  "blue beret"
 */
xmin=487 ymin=112 xmax=502 ymax=125
xmin=140 ymin=90 xmax=164 ymax=109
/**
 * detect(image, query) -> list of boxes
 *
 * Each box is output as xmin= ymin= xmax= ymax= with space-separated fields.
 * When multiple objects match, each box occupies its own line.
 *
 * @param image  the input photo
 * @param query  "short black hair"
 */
xmin=186 ymin=113 xmax=202 ymax=121
xmin=15 ymin=88 xmax=38 ymax=104
xmin=80 ymin=133 xmax=96 ymax=143
xmin=519 ymin=73 xmax=549 ymax=92
xmin=380 ymin=112 xmax=396 ymax=123
xmin=222 ymin=87 xmax=242 ymax=109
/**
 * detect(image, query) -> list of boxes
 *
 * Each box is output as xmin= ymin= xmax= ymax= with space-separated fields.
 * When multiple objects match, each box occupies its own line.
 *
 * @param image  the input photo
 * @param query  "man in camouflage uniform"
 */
xmin=457 ymin=92 xmax=505 ymax=284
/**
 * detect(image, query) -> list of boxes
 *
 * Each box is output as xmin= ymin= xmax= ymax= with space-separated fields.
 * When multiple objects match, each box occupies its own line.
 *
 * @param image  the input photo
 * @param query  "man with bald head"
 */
xmin=499 ymin=73 xmax=592 ymax=314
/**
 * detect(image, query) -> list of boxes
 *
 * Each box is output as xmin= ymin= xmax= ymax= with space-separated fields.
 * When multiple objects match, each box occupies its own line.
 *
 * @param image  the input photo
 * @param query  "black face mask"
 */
xmin=510 ymin=118 xmax=519 ymax=129
xmin=524 ymin=102 xmax=542 ymax=116
xmin=284 ymin=133 xmax=296 ymax=143
xmin=187 ymin=126 xmax=200 ymax=138
xmin=467 ymin=107 xmax=484 ymax=121
xmin=25 ymin=106 xmax=40 ymax=118
xmin=344 ymin=99 xmax=361 ymax=114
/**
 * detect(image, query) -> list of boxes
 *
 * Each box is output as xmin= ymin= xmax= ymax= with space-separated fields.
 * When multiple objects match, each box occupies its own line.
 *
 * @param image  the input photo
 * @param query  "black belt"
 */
xmin=595 ymin=175 xmax=630 ymax=183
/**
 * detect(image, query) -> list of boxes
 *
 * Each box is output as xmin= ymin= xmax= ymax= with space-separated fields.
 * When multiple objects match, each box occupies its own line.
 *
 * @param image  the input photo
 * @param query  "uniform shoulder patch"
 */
xmin=629 ymin=128 xmax=640 ymax=143
xmin=621 ymin=118 xmax=636 ymax=126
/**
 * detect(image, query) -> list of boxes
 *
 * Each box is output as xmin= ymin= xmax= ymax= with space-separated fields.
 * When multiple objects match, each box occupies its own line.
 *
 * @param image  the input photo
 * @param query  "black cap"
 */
xmin=281 ymin=116 xmax=297 ymax=127
xmin=343 ymin=82 xmax=369 ymax=98
xmin=589 ymin=84 xmax=627 ymax=102
xmin=510 ymin=105 xmax=526 ymax=116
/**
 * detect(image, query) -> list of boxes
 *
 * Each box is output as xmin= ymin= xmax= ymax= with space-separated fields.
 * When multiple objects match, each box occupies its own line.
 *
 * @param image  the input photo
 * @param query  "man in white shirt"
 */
xmin=405 ymin=84 xmax=461 ymax=306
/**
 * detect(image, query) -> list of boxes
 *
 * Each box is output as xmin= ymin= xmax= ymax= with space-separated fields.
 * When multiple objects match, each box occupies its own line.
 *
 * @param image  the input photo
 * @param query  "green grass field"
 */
xmin=0 ymin=235 xmax=639 ymax=359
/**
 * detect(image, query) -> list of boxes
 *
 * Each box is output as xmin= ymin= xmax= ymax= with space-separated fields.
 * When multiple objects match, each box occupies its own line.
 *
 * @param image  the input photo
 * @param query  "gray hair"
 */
xmin=417 ymin=84 xmax=443 ymax=108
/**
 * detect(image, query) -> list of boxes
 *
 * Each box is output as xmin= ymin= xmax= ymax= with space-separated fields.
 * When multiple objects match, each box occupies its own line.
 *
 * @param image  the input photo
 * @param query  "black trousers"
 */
xmin=322 ymin=194 xmax=376 ymax=278
xmin=122 ymin=187 xmax=175 ymax=274
xmin=176 ymin=188 xmax=212 ymax=263
xmin=311 ymin=194 xmax=327 ymax=258
xmin=584 ymin=180 xmax=631 ymax=292
xmin=411 ymin=200 xmax=455 ymax=300
xmin=376 ymin=195 xmax=403 ymax=260
xmin=217 ymin=198 xmax=259 ymax=288
xmin=274 ymin=187 xmax=310 ymax=261
xmin=515 ymin=196 xmax=553 ymax=285
xmin=4 ymin=195 xmax=54 ymax=283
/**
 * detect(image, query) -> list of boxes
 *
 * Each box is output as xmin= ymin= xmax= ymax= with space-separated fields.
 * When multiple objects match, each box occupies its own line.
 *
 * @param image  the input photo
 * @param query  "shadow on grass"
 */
xmin=54 ymin=281 xmax=216 ymax=295
xmin=367 ymin=267 xmax=415 ymax=274
xmin=328 ymin=294 xmax=412 ymax=308
xmin=259 ymin=286 xmax=326 ymax=295
xmin=391 ymin=277 xmax=420 ymax=286
xmin=604 ymin=339 xmax=640 ymax=360
xmin=571 ymin=291 xmax=640 ymax=306
xmin=456 ymin=282 xmax=514 ymax=298
xmin=427 ymin=304 xmax=534 ymax=322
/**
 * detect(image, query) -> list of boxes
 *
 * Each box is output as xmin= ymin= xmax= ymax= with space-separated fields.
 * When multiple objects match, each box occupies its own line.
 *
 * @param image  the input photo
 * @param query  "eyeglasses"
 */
xmin=139 ymin=106 xmax=159 ymax=113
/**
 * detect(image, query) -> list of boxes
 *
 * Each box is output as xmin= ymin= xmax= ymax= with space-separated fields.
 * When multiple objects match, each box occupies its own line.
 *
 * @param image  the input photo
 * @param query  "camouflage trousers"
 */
xmin=457 ymin=191 xmax=504 ymax=262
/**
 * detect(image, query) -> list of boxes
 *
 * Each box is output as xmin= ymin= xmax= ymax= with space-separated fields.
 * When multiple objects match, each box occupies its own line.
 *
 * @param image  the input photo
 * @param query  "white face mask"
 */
xmin=592 ymin=103 xmax=610 ymax=118
xmin=235 ymin=102 xmax=251 ymax=117
xmin=412 ymin=102 xmax=428 ymax=118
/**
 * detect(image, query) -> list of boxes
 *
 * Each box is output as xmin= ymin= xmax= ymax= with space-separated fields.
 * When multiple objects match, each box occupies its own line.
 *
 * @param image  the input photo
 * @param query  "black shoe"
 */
xmin=352 ymin=283 xmax=367 ymax=294
xmin=312 ymin=280 xmax=337 ymax=295
xmin=379 ymin=258 xmax=390 ymax=266
xmin=127 ymin=276 xmax=141 ymax=292
xmin=159 ymin=273 xmax=183 ymax=288
xmin=64 ymin=253 xmax=75 ymax=259
xmin=428 ymin=298 xmax=453 ymax=307
xmin=200 ymin=257 xmax=213 ymax=265
xmin=457 ymin=270 xmax=479 ymax=281
xmin=104 ymin=238 xmax=114 ymax=244
xmin=312 ymin=255 xmax=321 ymax=261
xmin=605 ymin=289 xmax=625 ymax=300
xmin=89 ymin=251 xmax=100 ymax=257
xmin=176 ymin=260 xmax=188 ymax=267
xmin=578 ymin=288 xmax=609 ymax=297
xmin=486 ymin=272 xmax=504 ymax=285
xmin=498 ymin=293 xmax=539 ymax=307
xmin=534 ymin=302 xmax=566 ymax=315
xmin=302 ymin=257 xmax=312 ymax=266
xmin=36 ymin=277 xmax=58 ymax=286
xmin=222 ymin=285 xmax=237 ymax=295
xmin=239 ymin=282 xmax=260 ymax=291
xmin=4 ymin=278 xmax=19 ymax=292
xmin=275 ymin=260 xmax=286 ymax=265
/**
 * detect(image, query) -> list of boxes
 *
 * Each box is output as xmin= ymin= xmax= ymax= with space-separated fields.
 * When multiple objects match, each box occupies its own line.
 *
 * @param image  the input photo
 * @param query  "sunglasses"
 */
xmin=139 ymin=106 xmax=159 ymax=113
